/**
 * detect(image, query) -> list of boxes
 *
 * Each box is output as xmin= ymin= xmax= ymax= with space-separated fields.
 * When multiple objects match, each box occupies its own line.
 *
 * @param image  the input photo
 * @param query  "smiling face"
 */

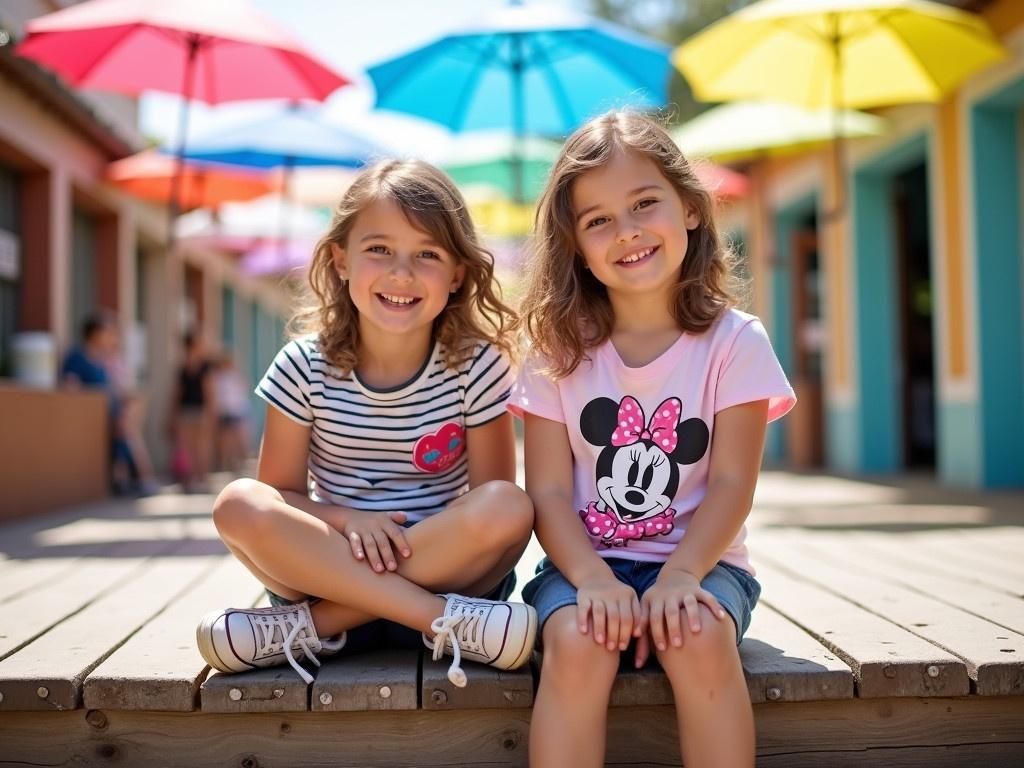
xmin=332 ymin=197 xmax=465 ymax=348
xmin=571 ymin=149 xmax=700 ymax=309
xmin=596 ymin=442 xmax=678 ymax=521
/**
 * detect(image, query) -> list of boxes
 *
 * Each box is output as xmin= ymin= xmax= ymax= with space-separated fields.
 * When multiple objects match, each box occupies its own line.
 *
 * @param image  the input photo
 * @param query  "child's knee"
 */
xmin=212 ymin=478 xmax=279 ymax=540
xmin=466 ymin=480 xmax=534 ymax=544
xmin=541 ymin=610 xmax=618 ymax=687
xmin=657 ymin=607 xmax=738 ymax=683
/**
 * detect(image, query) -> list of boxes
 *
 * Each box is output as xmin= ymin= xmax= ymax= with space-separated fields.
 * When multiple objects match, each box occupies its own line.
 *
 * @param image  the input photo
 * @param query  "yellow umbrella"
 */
xmin=673 ymin=0 xmax=1005 ymax=110
xmin=673 ymin=0 xmax=1004 ymax=216
xmin=462 ymin=184 xmax=536 ymax=238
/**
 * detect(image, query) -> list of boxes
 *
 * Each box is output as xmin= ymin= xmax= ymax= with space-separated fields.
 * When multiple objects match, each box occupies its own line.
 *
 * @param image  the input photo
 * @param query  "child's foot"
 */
xmin=423 ymin=594 xmax=537 ymax=688
xmin=196 ymin=601 xmax=346 ymax=684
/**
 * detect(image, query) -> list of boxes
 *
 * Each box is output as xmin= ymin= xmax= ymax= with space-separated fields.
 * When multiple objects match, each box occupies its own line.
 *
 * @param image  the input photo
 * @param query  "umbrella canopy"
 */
xmin=180 ymin=104 xmax=385 ymax=169
xmin=672 ymin=101 xmax=886 ymax=162
xmin=16 ymin=0 xmax=348 ymax=104
xmin=176 ymin=195 xmax=330 ymax=243
xmin=442 ymin=133 xmax=560 ymax=202
xmin=107 ymin=150 xmax=276 ymax=208
xmin=694 ymin=162 xmax=749 ymax=201
xmin=17 ymin=0 xmax=352 ymax=246
xmin=673 ymin=0 xmax=1005 ymax=110
xmin=368 ymin=3 xmax=670 ymax=135
xmin=239 ymin=238 xmax=315 ymax=277
xmin=367 ymin=1 xmax=670 ymax=201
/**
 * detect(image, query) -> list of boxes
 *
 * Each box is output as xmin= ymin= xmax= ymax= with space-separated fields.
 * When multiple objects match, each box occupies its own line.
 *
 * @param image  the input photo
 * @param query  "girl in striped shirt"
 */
xmin=197 ymin=160 xmax=537 ymax=687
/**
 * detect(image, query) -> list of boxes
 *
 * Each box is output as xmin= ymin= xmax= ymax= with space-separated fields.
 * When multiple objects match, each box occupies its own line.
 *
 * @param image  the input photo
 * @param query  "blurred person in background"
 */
xmin=212 ymin=351 xmax=252 ymax=473
xmin=61 ymin=311 xmax=157 ymax=495
xmin=168 ymin=331 xmax=215 ymax=492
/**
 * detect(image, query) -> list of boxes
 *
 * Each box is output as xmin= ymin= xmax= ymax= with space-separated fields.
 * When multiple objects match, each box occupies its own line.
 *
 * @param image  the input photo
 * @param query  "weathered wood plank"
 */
xmin=311 ymin=650 xmax=419 ymax=711
xmin=421 ymin=652 xmax=534 ymax=710
xmin=0 ymin=551 xmax=104 ymax=605
xmin=951 ymin=527 xmax=1024 ymax=563
xmin=0 ymin=550 xmax=220 ymax=710
xmin=200 ymin=666 xmax=309 ymax=713
xmin=1 ymin=697 xmax=1022 ymax=768
xmin=837 ymin=532 xmax=1024 ymax=635
xmin=740 ymin=603 xmax=855 ymax=703
xmin=899 ymin=533 xmax=1024 ymax=594
xmin=836 ymin=529 xmax=1023 ymax=598
xmin=554 ymin=603 xmax=856 ymax=708
xmin=82 ymin=555 xmax=264 ymax=712
xmin=759 ymin=532 xmax=1024 ymax=696
xmin=753 ymin=559 xmax=969 ymax=698
xmin=0 ymin=539 xmax=179 ymax=661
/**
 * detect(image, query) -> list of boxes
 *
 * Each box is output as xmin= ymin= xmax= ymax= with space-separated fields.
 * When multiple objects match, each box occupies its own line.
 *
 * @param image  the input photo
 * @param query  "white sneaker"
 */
xmin=196 ymin=601 xmax=346 ymax=684
xmin=424 ymin=594 xmax=537 ymax=688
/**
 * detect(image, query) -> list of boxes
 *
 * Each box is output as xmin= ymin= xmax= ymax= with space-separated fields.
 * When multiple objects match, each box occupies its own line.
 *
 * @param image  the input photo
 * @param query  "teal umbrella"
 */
xmin=441 ymin=133 xmax=560 ymax=202
xmin=367 ymin=0 xmax=670 ymax=201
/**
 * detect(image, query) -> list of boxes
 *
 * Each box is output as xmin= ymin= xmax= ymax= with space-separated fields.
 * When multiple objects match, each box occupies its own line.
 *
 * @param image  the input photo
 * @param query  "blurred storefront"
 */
xmin=0 ymin=5 xmax=293 ymax=517
xmin=736 ymin=0 xmax=1023 ymax=488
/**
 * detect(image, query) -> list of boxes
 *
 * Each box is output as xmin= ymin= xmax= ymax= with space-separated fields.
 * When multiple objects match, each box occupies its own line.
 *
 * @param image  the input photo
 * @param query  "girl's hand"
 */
xmin=640 ymin=568 xmax=727 ymax=652
xmin=576 ymin=573 xmax=642 ymax=652
xmin=342 ymin=510 xmax=411 ymax=573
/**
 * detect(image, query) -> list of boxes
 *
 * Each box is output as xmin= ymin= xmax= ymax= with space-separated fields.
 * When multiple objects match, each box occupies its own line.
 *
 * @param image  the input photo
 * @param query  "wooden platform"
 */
xmin=1 ymin=474 xmax=1022 ymax=767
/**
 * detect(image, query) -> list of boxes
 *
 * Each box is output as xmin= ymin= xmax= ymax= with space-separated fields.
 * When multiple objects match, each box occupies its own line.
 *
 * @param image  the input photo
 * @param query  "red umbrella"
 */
xmin=16 ymin=0 xmax=351 ymax=240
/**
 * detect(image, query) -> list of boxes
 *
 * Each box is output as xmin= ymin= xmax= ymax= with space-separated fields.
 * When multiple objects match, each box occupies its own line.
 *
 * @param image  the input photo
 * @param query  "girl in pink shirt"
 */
xmin=510 ymin=111 xmax=795 ymax=767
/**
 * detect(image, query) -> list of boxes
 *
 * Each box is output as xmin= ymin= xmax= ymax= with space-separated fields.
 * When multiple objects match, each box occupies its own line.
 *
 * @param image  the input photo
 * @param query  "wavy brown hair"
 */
xmin=291 ymin=159 xmax=515 ymax=373
xmin=517 ymin=111 xmax=737 ymax=378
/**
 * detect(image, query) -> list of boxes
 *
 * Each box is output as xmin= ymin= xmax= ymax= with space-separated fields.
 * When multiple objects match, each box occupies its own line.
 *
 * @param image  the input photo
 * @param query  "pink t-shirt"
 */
xmin=509 ymin=309 xmax=795 ymax=575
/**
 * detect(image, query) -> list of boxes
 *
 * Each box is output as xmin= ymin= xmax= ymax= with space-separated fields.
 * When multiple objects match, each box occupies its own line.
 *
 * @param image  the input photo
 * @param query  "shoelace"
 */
xmin=254 ymin=612 xmax=319 ymax=684
xmin=428 ymin=610 xmax=484 ymax=688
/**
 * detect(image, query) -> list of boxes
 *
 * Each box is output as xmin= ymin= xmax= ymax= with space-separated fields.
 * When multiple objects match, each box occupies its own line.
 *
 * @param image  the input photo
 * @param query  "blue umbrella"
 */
xmin=367 ymin=0 xmax=670 ymax=200
xmin=180 ymin=102 xmax=385 ymax=169
xmin=174 ymin=102 xmax=386 ymax=243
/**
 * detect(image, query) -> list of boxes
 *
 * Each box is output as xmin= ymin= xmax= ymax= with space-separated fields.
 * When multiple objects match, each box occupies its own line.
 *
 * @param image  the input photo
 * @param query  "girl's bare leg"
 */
xmin=656 ymin=605 xmax=754 ymax=768
xmin=530 ymin=606 xmax=619 ymax=768
xmin=213 ymin=478 xmax=534 ymax=636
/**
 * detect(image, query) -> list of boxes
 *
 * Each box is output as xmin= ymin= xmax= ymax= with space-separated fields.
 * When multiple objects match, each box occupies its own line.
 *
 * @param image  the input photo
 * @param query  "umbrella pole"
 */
xmin=278 ymin=157 xmax=295 ymax=267
xmin=824 ymin=16 xmax=846 ymax=223
xmin=511 ymin=33 xmax=525 ymax=205
xmin=167 ymin=35 xmax=201 ymax=250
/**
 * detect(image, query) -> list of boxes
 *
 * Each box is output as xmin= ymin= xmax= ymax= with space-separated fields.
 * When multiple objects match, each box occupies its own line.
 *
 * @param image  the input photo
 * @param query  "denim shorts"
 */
xmin=267 ymin=570 xmax=517 ymax=654
xmin=522 ymin=557 xmax=760 ymax=645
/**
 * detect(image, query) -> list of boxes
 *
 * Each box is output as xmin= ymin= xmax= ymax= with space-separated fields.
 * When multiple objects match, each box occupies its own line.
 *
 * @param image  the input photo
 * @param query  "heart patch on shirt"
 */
xmin=413 ymin=422 xmax=465 ymax=473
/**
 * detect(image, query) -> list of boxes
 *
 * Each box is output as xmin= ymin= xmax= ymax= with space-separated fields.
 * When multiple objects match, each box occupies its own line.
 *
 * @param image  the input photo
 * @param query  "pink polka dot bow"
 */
xmin=610 ymin=397 xmax=682 ymax=452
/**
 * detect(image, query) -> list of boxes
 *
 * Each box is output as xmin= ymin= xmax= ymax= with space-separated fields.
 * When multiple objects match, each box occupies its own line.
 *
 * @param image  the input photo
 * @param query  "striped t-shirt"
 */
xmin=256 ymin=337 xmax=513 ymax=521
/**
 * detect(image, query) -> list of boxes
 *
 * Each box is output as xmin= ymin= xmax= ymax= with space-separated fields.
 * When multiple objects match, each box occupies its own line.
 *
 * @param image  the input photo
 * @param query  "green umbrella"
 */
xmin=672 ymin=100 xmax=886 ymax=163
xmin=441 ymin=133 xmax=561 ymax=203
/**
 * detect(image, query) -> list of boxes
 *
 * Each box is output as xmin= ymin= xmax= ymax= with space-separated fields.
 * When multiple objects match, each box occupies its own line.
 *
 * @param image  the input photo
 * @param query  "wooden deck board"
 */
xmin=752 ymin=560 xmax=970 ymax=698
xmin=0 ymin=547 xmax=220 ymax=711
xmin=312 ymin=650 xmax=419 ymax=712
xmin=758 ymin=533 xmax=1024 ymax=696
xmin=1 ymin=474 xmax=1022 ymax=766
xmin=82 ymin=555 xmax=265 ymax=712
xmin=422 ymin=654 xmax=534 ymax=710
xmin=0 ymin=540 xmax=180 ymax=662
xmin=897 ymin=534 xmax=1024 ymax=594
xmin=835 ymin=532 xmax=1024 ymax=635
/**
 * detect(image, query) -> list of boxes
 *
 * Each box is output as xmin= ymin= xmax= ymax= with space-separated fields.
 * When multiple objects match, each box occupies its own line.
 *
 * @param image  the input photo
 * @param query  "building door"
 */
xmin=788 ymin=218 xmax=825 ymax=467
xmin=893 ymin=163 xmax=935 ymax=469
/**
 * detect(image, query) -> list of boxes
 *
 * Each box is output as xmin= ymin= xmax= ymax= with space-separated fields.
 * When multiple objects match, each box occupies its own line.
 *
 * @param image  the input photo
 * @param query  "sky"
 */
xmin=139 ymin=0 xmax=589 ymax=162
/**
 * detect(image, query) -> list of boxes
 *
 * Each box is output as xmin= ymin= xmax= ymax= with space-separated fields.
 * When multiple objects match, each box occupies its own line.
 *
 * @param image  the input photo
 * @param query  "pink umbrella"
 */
xmin=240 ymin=239 xmax=315 ymax=277
xmin=694 ymin=162 xmax=749 ymax=201
xmin=16 ymin=0 xmax=351 ymax=240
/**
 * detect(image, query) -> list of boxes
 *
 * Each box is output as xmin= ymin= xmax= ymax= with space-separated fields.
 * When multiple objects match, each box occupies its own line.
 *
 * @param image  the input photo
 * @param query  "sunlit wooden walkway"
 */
xmin=0 ymin=472 xmax=1021 ymax=767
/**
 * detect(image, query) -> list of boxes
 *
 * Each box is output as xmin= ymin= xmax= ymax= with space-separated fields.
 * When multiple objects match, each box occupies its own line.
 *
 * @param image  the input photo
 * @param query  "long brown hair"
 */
xmin=291 ymin=159 xmax=515 ymax=373
xmin=518 ymin=111 xmax=736 ymax=378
